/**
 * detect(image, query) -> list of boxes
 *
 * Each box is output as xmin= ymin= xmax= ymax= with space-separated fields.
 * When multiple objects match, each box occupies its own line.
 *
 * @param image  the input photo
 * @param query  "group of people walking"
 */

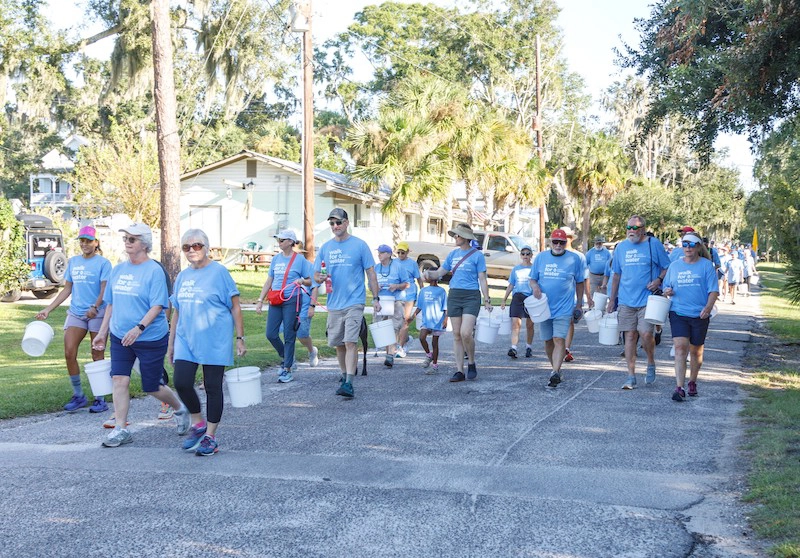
xmin=35 ymin=209 xmax=748 ymax=455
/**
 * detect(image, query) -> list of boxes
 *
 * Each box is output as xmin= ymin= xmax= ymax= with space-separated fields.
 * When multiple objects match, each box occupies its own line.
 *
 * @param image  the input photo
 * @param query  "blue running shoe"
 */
xmin=466 ymin=363 xmax=477 ymax=380
xmin=89 ymin=398 xmax=108 ymax=413
xmin=278 ymin=370 xmax=293 ymax=383
xmin=645 ymin=364 xmax=656 ymax=384
xmin=182 ymin=423 xmax=207 ymax=451
xmin=64 ymin=394 xmax=88 ymax=412
xmin=195 ymin=435 xmax=218 ymax=456
xmin=336 ymin=381 xmax=354 ymax=398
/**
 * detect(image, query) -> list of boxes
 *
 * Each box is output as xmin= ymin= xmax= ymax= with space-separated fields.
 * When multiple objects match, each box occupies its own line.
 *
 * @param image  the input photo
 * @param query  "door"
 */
xmin=483 ymin=233 xmax=518 ymax=278
xmin=189 ymin=205 xmax=222 ymax=247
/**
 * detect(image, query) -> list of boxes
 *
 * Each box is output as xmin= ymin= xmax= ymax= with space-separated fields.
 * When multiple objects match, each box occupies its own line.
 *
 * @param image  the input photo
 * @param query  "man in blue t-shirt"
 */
xmin=586 ymin=235 xmax=611 ymax=295
xmin=530 ymin=229 xmax=586 ymax=388
xmin=608 ymin=215 xmax=671 ymax=390
xmin=313 ymin=208 xmax=381 ymax=398
xmin=394 ymin=240 xmax=423 ymax=357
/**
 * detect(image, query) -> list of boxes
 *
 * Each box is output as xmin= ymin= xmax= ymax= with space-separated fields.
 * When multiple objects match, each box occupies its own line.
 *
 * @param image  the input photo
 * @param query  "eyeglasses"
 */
xmin=329 ymin=220 xmax=344 ymax=226
xmin=521 ymin=252 xmax=532 ymax=256
xmin=551 ymin=240 xmax=566 ymax=246
xmin=122 ymin=236 xmax=139 ymax=244
xmin=182 ymin=243 xmax=205 ymax=252
xmin=626 ymin=225 xmax=642 ymax=230
xmin=682 ymin=241 xmax=699 ymax=248
xmin=397 ymin=250 xmax=407 ymax=254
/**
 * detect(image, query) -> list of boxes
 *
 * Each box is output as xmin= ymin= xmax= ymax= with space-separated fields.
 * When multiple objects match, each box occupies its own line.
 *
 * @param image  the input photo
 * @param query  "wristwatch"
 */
xmin=236 ymin=336 xmax=245 ymax=341
xmin=136 ymin=323 xmax=146 ymax=331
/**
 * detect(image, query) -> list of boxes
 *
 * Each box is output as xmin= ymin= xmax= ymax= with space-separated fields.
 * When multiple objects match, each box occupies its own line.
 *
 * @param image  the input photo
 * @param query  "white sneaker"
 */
xmin=395 ymin=346 xmax=407 ymax=358
xmin=309 ymin=347 xmax=319 ymax=367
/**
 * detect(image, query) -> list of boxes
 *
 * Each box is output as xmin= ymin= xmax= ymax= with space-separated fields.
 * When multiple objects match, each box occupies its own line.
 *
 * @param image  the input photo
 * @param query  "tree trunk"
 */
xmin=420 ymin=199 xmax=431 ymax=241
xmin=580 ymin=192 xmax=593 ymax=253
xmin=151 ymin=0 xmax=181 ymax=283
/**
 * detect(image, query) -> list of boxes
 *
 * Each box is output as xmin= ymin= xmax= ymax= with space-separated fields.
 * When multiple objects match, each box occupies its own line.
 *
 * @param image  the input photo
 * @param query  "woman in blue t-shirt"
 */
xmin=256 ymin=230 xmax=313 ymax=383
xmin=425 ymin=223 xmax=492 ymax=382
xmin=662 ymin=233 xmax=719 ymax=402
xmin=168 ymin=228 xmax=245 ymax=456
xmin=37 ymin=225 xmax=112 ymax=414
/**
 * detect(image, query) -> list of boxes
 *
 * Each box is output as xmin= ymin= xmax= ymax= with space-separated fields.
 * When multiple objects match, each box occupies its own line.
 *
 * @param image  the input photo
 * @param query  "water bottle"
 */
xmin=321 ymin=261 xmax=333 ymax=293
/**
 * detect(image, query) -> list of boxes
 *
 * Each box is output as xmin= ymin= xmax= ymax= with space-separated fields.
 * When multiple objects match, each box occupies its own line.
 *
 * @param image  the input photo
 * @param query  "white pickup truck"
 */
xmin=405 ymin=231 xmax=533 ymax=280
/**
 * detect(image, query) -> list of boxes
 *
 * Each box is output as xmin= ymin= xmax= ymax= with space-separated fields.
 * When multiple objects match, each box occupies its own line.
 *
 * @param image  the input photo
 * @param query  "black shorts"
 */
xmin=509 ymin=292 xmax=530 ymax=319
xmin=447 ymin=288 xmax=481 ymax=318
xmin=668 ymin=311 xmax=710 ymax=346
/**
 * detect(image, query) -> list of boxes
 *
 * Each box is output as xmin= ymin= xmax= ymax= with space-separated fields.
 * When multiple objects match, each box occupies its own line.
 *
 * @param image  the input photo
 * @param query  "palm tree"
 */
xmin=566 ymin=131 xmax=628 ymax=251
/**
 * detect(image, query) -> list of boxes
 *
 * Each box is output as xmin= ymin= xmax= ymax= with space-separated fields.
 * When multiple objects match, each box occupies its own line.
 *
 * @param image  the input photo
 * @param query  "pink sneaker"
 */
xmin=687 ymin=381 xmax=698 ymax=397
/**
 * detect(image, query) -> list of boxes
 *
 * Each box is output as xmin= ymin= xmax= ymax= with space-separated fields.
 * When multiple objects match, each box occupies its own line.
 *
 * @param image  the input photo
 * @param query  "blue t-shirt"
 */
xmin=170 ymin=261 xmax=240 ymax=365
xmin=611 ymin=237 xmax=671 ymax=307
xmin=269 ymin=253 xmax=313 ymax=299
xmin=442 ymin=248 xmax=487 ymax=290
xmin=314 ymin=235 xmax=375 ymax=310
xmin=508 ymin=264 xmax=533 ymax=296
xmin=104 ymin=259 xmax=170 ymax=341
xmin=65 ymin=254 xmax=112 ymax=317
xmin=663 ymin=257 xmax=718 ymax=317
xmin=374 ymin=258 xmax=410 ymax=299
xmin=669 ymin=246 xmax=684 ymax=262
xmin=531 ymin=250 xmax=586 ymax=318
xmin=395 ymin=257 xmax=421 ymax=302
xmin=417 ymin=285 xmax=447 ymax=330
xmin=586 ymin=247 xmax=611 ymax=275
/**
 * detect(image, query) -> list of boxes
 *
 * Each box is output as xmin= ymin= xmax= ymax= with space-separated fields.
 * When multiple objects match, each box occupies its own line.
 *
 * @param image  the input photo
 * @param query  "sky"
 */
xmin=48 ymin=0 xmax=756 ymax=189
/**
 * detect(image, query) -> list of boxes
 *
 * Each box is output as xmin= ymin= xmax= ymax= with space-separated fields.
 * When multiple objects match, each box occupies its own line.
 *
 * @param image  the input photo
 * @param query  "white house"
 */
xmin=28 ymin=134 xmax=90 ymax=214
xmin=179 ymin=150 xmax=454 ymax=255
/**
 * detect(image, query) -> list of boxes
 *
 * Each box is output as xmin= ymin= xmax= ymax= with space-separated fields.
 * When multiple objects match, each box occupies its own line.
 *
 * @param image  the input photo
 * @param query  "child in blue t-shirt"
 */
xmin=409 ymin=270 xmax=448 ymax=374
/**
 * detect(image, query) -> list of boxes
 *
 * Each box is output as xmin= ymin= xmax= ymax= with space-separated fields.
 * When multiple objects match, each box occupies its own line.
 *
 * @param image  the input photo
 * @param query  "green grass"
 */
xmin=740 ymin=263 xmax=800 ymax=557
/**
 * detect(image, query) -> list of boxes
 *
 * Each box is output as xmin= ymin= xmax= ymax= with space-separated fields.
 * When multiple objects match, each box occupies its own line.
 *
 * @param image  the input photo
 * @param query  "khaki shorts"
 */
xmin=326 ymin=305 xmax=365 ymax=346
xmin=589 ymin=273 xmax=606 ymax=294
xmin=374 ymin=300 xmax=405 ymax=332
xmin=617 ymin=304 xmax=654 ymax=335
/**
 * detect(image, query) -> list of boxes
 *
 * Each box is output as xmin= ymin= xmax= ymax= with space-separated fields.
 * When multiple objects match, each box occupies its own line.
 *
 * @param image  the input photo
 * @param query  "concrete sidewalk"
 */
xmin=1 ymin=290 xmax=767 ymax=557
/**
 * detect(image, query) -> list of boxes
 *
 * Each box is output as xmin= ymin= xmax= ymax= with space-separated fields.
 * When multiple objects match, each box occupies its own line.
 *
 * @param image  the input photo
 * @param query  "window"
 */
xmin=487 ymin=236 xmax=509 ymax=251
xmin=246 ymin=160 xmax=257 ymax=178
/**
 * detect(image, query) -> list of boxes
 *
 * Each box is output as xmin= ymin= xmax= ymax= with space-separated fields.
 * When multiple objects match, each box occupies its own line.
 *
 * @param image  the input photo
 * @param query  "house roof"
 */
xmin=40 ymin=149 xmax=75 ymax=171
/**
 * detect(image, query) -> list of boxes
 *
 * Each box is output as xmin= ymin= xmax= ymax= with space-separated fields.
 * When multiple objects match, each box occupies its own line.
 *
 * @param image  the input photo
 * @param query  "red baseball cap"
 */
xmin=678 ymin=226 xmax=696 ymax=233
xmin=551 ymin=229 xmax=568 ymax=241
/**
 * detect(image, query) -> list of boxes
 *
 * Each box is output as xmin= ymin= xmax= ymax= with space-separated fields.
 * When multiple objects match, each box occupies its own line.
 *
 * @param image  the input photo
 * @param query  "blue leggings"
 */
xmin=266 ymin=295 xmax=299 ymax=369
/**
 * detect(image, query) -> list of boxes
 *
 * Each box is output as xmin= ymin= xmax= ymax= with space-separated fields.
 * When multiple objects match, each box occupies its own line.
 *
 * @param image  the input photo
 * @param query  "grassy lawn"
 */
xmin=740 ymin=263 xmax=800 ymax=557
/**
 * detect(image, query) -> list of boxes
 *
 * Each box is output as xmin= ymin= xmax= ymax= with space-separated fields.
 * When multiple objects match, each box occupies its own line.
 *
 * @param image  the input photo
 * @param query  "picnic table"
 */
xmin=238 ymin=250 xmax=274 ymax=271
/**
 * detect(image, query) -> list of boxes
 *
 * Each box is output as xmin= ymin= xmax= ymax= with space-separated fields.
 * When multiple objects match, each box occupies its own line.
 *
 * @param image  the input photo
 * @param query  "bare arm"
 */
xmin=366 ymin=267 xmax=381 ymax=313
xmin=36 ymin=282 xmax=73 ymax=320
xmin=167 ymin=307 xmax=180 ymax=364
xmin=607 ymin=274 xmax=621 ymax=313
xmin=231 ymin=295 xmax=246 ymax=356
xmin=479 ymin=272 xmax=492 ymax=310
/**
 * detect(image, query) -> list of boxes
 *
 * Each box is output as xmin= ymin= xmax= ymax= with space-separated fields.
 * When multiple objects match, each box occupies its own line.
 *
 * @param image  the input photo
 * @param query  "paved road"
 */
xmin=1 ymin=290 xmax=767 ymax=557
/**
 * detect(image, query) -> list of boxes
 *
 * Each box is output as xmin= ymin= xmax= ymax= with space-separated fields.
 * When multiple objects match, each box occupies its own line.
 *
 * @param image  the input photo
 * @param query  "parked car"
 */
xmin=1 ymin=214 xmax=67 ymax=302
xmin=406 ymin=230 xmax=534 ymax=280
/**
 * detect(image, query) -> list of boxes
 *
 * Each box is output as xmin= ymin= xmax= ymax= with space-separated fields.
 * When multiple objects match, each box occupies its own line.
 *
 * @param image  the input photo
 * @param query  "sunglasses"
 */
xmin=182 ymin=243 xmax=205 ymax=252
xmin=521 ymin=252 xmax=532 ymax=256
xmin=551 ymin=240 xmax=566 ymax=246
xmin=329 ymin=220 xmax=344 ymax=226
xmin=122 ymin=236 xmax=140 ymax=244
xmin=682 ymin=241 xmax=699 ymax=248
xmin=626 ymin=225 xmax=642 ymax=230
xmin=397 ymin=250 xmax=407 ymax=254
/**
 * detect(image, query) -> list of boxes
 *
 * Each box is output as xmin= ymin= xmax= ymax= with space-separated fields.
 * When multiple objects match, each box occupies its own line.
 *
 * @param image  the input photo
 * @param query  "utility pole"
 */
xmin=151 ymin=0 xmax=181 ymax=281
xmin=534 ymin=34 xmax=546 ymax=253
xmin=292 ymin=1 xmax=315 ymax=261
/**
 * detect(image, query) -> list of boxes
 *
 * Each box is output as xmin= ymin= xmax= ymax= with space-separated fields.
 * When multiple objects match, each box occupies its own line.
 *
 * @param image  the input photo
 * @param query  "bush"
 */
xmin=0 ymin=198 xmax=28 ymax=293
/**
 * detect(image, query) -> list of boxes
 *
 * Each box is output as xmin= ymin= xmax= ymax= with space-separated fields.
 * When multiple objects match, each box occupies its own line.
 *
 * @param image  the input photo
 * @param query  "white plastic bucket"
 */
xmin=475 ymin=318 xmax=500 ymax=344
xmin=224 ymin=366 xmax=262 ymax=408
xmin=523 ymin=294 xmax=551 ymax=323
xmin=21 ymin=321 xmax=54 ymax=357
xmin=748 ymin=274 xmax=759 ymax=286
xmin=710 ymin=304 xmax=718 ymax=319
xmin=369 ymin=319 xmax=395 ymax=348
xmin=378 ymin=295 xmax=395 ymax=316
xmin=598 ymin=313 xmax=619 ymax=346
xmin=415 ymin=308 xmax=422 ymax=331
xmin=584 ymin=309 xmax=603 ymax=334
xmin=497 ymin=309 xmax=512 ymax=335
xmin=644 ymin=295 xmax=671 ymax=325
xmin=84 ymin=360 xmax=113 ymax=396
xmin=592 ymin=292 xmax=609 ymax=311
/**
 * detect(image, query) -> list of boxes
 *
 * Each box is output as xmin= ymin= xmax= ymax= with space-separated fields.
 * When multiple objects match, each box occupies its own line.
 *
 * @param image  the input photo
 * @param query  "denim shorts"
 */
xmin=538 ymin=315 xmax=571 ymax=341
xmin=110 ymin=332 xmax=169 ymax=392
xmin=296 ymin=316 xmax=312 ymax=339
xmin=668 ymin=311 xmax=710 ymax=346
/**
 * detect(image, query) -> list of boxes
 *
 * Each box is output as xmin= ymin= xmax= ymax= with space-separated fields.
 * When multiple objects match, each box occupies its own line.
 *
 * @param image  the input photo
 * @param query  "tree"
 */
xmin=0 ymin=197 xmax=27 ymax=295
xmin=621 ymin=0 xmax=800 ymax=159
xmin=566 ymin=131 xmax=628 ymax=251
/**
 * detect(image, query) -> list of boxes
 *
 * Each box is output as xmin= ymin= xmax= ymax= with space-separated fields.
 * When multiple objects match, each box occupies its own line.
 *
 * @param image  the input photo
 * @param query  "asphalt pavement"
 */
xmin=1 ymin=288 xmax=768 ymax=557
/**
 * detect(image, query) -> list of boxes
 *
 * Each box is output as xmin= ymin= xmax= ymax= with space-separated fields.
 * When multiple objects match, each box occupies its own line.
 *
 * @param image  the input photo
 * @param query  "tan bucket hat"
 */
xmin=447 ymin=223 xmax=476 ymax=240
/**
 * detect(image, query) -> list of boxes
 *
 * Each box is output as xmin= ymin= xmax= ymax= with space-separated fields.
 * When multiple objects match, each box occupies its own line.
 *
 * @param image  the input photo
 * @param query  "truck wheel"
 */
xmin=418 ymin=259 xmax=438 ymax=275
xmin=1 ymin=289 xmax=22 ymax=302
xmin=44 ymin=251 xmax=67 ymax=283
xmin=33 ymin=288 xmax=59 ymax=299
